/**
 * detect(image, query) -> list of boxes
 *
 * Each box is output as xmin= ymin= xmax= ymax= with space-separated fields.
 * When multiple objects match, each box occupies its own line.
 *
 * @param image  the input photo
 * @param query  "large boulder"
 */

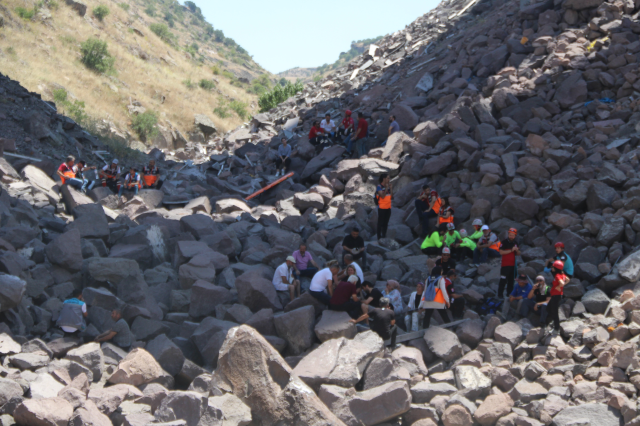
xmin=553 ymin=72 xmax=587 ymax=108
xmin=154 ymin=390 xmax=207 ymax=426
xmin=474 ymin=394 xmax=514 ymax=425
xmin=107 ymin=348 xmax=171 ymax=387
xmin=65 ymin=343 xmax=104 ymax=382
xmin=617 ymin=250 xmax=640 ymax=282
xmin=45 ymin=228 xmax=83 ymax=272
xmin=145 ymin=334 xmax=185 ymax=377
xmin=582 ymin=288 xmax=610 ymax=314
xmin=273 ymin=306 xmax=315 ymax=355
xmin=0 ymin=274 xmax=27 ymax=312
xmin=454 ymin=365 xmax=491 ymax=399
xmin=14 ymin=397 xmax=74 ymax=426
xmin=314 ymin=310 xmax=357 ymax=342
xmin=423 ymin=327 xmax=463 ymax=361
xmin=189 ymin=281 xmax=233 ymax=318
xmin=552 ymin=403 xmax=621 ymax=426
xmin=498 ymin=196 xmax=539 ymax=222
xmin=235 ymin=270 xmax=283 ymax=312
xmin=66 ymin=203 xmax=110 ymax=240
xmin=214 ymin=325 xmax=346 ymax=425
xmin=301 ymin=145 xmax=347 ymax=179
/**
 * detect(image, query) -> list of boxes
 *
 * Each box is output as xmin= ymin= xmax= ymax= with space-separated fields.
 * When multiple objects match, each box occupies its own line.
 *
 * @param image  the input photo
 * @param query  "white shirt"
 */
xmin=349 ymin=261 xmax=364 ymax=283
xmin=310 ymin=268 xmax=333 ymax=292
xmin=320 ymin=119 xmax=336 ymax=133
xmin=102 ymin=164 xmax=121 ymax=175
xmin=273 ymin=263 xmax=292 ymax=287
xmin=61 ymin=303 xmax=87 ymax=333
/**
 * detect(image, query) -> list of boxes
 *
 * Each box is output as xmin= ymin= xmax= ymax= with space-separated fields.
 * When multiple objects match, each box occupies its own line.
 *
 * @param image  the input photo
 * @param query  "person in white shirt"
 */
xmin=320 ymin=113 xmax=337 ymax=141
xmin=118 ymin=167 xmax=141 ymax=197
xmin=272 ymin=256 xmax=300 ymax=301
xmin=309 ymin=260 xmax=340 ymax=305
xmin=340 ymin=254 xmax=364 ymax=283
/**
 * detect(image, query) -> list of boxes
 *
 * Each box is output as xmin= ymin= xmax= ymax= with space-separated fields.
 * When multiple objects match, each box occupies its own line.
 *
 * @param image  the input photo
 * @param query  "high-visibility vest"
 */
xmin=378 ymin=194 xmax=392 ymax=209
xmin=60 ymin=171 xmax=76 ymax=184
xmin=489 ymin=240 xmax=501 ymax=252
xmin=143 ymin=175 xmax=158 ymax=187
xmin=431 ymin=197 xmax=442 ymax=213
xmin=434 ymin=287 xmax=445 ymax=304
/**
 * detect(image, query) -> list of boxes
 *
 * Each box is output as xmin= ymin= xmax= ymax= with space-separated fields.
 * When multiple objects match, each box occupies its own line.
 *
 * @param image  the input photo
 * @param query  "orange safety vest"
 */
xmin=60 ymin=171 xmax=76 ymax=184
xmin=378 ymin=194 xmax=392 ymax=209
xmin=143 ymin=175 xmax=158 ymax=187
xmin=434 ymin=287 xmax=445 ymax=304
xmin=125 ymin=174 xmax=142 ymax=189
xmin=431 ymin=197 xmax=442 ymax=213
xmin=438 ymin=206 xmax=454 ymax=225
xmin=490 ymin=241 xmax=501 ymax=251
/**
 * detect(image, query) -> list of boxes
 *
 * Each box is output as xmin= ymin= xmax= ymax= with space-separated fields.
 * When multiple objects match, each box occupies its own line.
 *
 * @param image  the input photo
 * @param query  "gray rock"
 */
xmin=314 ymin=310 xmax=357 ymax=342
xmin=65 ymin=343 xmax=104 ymax=382
xmin=423 ymin=327 xmax=463 ymax=362
xmin=146 ymin=334 xmax=185 ymax=376
xmin=552 ymin=403 xmax=622 ymax=426
xmin=273 ymin=306 xmax=315 ymax=356
xmin=0 ymin=275 xmax=26 ymax=313
xmin=582 ymin=288 xmax=610 ymax=314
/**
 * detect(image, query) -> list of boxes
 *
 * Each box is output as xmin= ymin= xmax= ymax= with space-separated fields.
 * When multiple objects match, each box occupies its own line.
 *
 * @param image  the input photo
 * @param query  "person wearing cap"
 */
xmin=405 ymin=282 xmax=425 ymax=332
xmin=375 ymin=174 xmax=392 ymax=240
xmin=421 ymin=224 xmax=447 ymax=255
xmin=350 ymin=296 xmax=398 ymax=347
xmin=118 ymin=166 xmax=141 ymax=197
xmin=545 ymin=242 xmax=573 ymax=278
xmin=338 ymin=110 xmax=354 ymax=142
xmin=443 ymin=269 xmax=465 ymax=321
xmin=320 ymin=113 xmax=337 ymax=140
xmin=469 ymin=219 xmax=484 ymax=241
xmin=497 ymin=228 xmax=521 ymax=298
xmin=504 ymin=274 xmax=532 ymax=319
xmin=292 ymin=243 xmax=319 ymax=279
xmin=329 ymin=275 xmax=361 ymax=319
xmin=340 ymin=253 xmax=364 ymax=284
xmin=435 ymin=247 xmax=456 ymax=276
xmin=458 ymin=229 xmax=476 ymax=260
xmin=546 ymin=260 xmax=569 ymax=333
xmin=522 ymin=275 xmax=551 ymax=322
xmin=443 ymin=223 xmax=462 ymax=259
xmin=273 ymin=256 xmax=301 ymax=301
xmin=342 ymin=228 xmax=366 ymax=266
xmin=415 ymin=185 xmax=438 ymax=239
xmin=472 ymin=225 xmax=500 ymax=265
xmin=100 ymin=159 xmax=122 ymax=194
xmin=437 ymin=197 xmax=454 ymax=226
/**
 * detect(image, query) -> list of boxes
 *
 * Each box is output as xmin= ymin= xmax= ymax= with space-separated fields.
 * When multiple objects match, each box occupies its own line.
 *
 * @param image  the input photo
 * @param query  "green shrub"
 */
xmin=211 ymin=65 xmax=220 ymax=75
xmin=183 ymin=78 xmax=195 ymax=89
xmin=48 ymin=1 xmax=59 ymax=10
xmin=164 ymin=12 xmax=175 ymax=27
xmin=52 ymin=88 xmax=88 ymax=124
xmin=15 ymin=7 xmax=35 ymax=19
xmin=247 ymin=74 xmax=271 ymax=95
xmin=150 ymin=23 xmax=175 ymax=43
xmin=131 ymin=110 xmax=158 ymax=140
xmin=199 ymin=79 xmax=215 ymax=90
xmin=213 ymin=105 xmax=229 ymax=119
xmin=118 ymin=3 xmax=130 ymax=11
xmin=93 ymin=5 xmax=110 ymax=21
xmin=258 ymin=81 xmax=303 ymax=112
xmin=144 ymin=4 xmax=156 ymax=16
xmin=80 ymin=37 xmax=115 ymax=73
xmin=229 ymin=100 xmax=248 ymax=120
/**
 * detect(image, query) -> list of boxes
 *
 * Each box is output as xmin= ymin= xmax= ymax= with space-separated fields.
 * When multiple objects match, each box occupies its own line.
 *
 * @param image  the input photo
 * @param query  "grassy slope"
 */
xmin=0 ymin=0 xmax=268 ymax=144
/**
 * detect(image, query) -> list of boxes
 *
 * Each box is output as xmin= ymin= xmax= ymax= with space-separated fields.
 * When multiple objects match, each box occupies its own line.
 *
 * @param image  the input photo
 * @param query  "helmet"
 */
xmin=460 ymin=229 xmax=468 ymax=237
xmin=472 ymin=219 xmax=483 ymax=227
xmin=447 ymin=223 xmax=455 ymax=230
xmin=553 ymin=260 xmax=564 ymax=270
xmin=345 ymin=110 xmax=352 ymax=116
xmin=442 ymin=247 xmax=451 ymax=254
xmin=508 ymin=228 xmax=518 ymax=235
xmin=554 ymin=242 xmax=565 ymax=249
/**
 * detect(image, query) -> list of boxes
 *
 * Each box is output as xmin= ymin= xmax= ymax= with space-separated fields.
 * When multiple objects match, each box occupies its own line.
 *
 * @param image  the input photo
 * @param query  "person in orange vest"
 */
xmin=472 ymin=225 xmax=501 ymax=266
xmin=142 ymin=159 xmax=162 ymax=189
xmin=437 ymin=197 xmax=454 ymax=226
xmin=375 ymin=173 xmax=392 ymax=240
xmin=57 ymin=156 xmax=87 ymax=193
xmin=419 ymin=266 xmax=449 ymax=328
xmin=415 ymin=185 xmax=438 ymax=239
xmin=118 ymin=167 xmax=141 ymax=197
xmin=100 ymin=159 xmax=121 ymax=194
xmin=498 ymin=228 xmax=521 ymax=299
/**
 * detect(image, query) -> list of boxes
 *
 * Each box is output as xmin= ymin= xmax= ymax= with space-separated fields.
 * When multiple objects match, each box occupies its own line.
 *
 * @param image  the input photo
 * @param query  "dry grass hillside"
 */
xmin=0 ymin=0 xmax=272 ymax=150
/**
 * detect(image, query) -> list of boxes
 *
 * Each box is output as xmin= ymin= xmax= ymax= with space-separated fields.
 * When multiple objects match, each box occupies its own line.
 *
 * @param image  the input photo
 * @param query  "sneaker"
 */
xmin=275 ymin=170 xmax=280 ymax=178
xmin=281 ymin=168 xmax=286 ymax=175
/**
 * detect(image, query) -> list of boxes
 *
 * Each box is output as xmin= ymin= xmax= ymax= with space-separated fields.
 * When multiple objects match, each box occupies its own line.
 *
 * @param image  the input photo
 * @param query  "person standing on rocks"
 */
xmin=415 ymin=185 xmax=438 ymax=239
xmin=100 ymin=159 xmax=121 ymax=194
xmin=57 ymin=289 xmax=87 ymax=336
xmin=405 ymin=282 xmax=425 ymax=332
xmin=472 ymin=225 xmax=500 ymax=266
xmin=375 ymin=174 xmax=392 ymax=240
xmin=497 ymin=228 xmax=521 ymax=299
xmin=329 ymin=275 xmax=361 ymax=319
xmin=352 ymin=112 xmax=369 ymax=158
xmin=421 ymin=224 xmax=447 ymax=255
xmin=309 ymin=260 xmax=340 ymax=305
xmin=320 ymin=113 xmax=337 ymax=141
xmin=272 ymin=256 xmax=301 ymax=301
xmin=57 ymin=155 xmax=87 ymax=193
xmin=142 ymin=159 xmax=162 ymax=189
xmin=546 ymin=242 xmax=574 ymax=278
xmin=118 ymin=167 xmax=141 ymax=198
xmin=342 ymin=228 xmax=366 ymax=267
xmin=275 ymin=137 xmax=292 ymax=178
xmin=95 ymin=310 xmax=133 ymax=349
xmin=546 ymin=261 xmax=569 ymax=334
xmin=338 ymin=109 xmax=354 ymax=142
xmin=350 ymin=297 xmax=397 ymax=347
xmin=419 ymin=266 xmax=449 ymax=329
xmin=292 ymin=243 xmax=319 ymax=279
xmin=381 ymin=115 xmax=400 ymax=147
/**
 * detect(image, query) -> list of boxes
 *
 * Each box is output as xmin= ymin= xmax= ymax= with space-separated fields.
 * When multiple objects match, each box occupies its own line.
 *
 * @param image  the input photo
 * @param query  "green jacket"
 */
xmin=421 ymin=231 xmax=444 ymax=249
xmin=469 ymin=229 xmax=483 ymax=241
xmin=460 ymin=237 xmax=477 ymax=251
xmin=444 ymin=231 xmax=461 ymax=247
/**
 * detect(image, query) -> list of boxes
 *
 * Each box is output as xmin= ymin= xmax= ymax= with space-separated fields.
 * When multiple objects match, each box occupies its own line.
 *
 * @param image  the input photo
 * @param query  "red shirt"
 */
xmin=330 ymin=281 xmax=357 ymax=305
xmin=444 ymin=278 xmax=455 ymax=299
xmin=500 ymin=238 xmax=517 ymax=267
xmin=342 ymin=116 xmax=354 ymax=129
xmin=58 ymin=163 xmax=73 ymax=173
xmin=355 ymin=118 xmax=368 ymax=139
xmin=550 ymin=273 xmax=567 ymax=296
xmin=309 ymin=126 xmax=325 ymax=139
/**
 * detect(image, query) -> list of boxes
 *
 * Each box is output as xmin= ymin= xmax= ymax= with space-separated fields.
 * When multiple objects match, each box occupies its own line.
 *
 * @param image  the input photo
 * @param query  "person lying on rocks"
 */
xmin=308 ymin=260 xmax=340 ymax=305
xmin=350 ymin=297 xmax=398 ymax=347
xmin=142 ymin=159 xmax=162 ymax=189
xmin=99 ymin=158 xmax=121 ymax=193
xmin=119 ymin=167 xmax=141 ymax=198
xmin=545 ymin=242 xmax=574 ymax=278
xmin=292 ymin=243 xmax=319 ymax=279
xmin=57 ymin=289 xmax=87 ymax=336
xmin=95 ymin=309 xmax=133 ymax=349
xmin=272 ymin=256 xmax=301 ymax=301
xmin=57 ymin=155 xmax=87 ymax=193
xmin=329 ymin=275 xmax=362 ymax=319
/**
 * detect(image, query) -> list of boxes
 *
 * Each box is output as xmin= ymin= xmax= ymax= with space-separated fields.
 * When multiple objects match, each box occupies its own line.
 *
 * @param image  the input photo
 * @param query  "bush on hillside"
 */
xmin=80 ymin=37 xmax=115 ymax=73
xmin=15 ymin=7 xmax=35 ymax=20
xmin=144 ymin=4 xmax=156 ymax=16
xmin=229 ymin=100 xmax=248 ymax=120
xmin=131 ymin=110 xmax=158 ymax=141
xmin=52 ymin=88 xmax=88 ymax=124
xmin=118 ymin=3 xmax=130 ymax=11
xmin=93 ymin=5 xmax=110 ymax=21
xmin=247 ymin=74 xmax=271 ymax=95
xmin=258 ymin=81 xmax=304 ymax=112
xmin=199 ymin=79 xmax=215 ymax=90
xmin=150 ymin=23 xmax=175 ymax=44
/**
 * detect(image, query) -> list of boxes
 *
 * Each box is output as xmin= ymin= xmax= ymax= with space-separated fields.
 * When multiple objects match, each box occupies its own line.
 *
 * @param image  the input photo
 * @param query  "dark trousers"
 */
xmin=446 ymin=298 xmax=465 ymax=321
xmin=498 ymin=266 xmax=516 ymax=298
xmin=330 ymin=300 xmax=361 ymax=319
xmin=275 ymin=158 xmax=291 ymax=171
xmin=422 ymin=309 xmax=436 ymax=328
xmin=416 ymin=203 xmax=437 ymax=240
xmin=454 ymin=246 xmax=473 ymax=261
xmin=294 ymin=267 xmax=317 ymax=279
xmin=310 ymin=290 xmax=331 ymax=306
xmin=386 ymin=325 xmax=398 ymax=347
xmin=377 ymin=208 xmax=391 ymax=240
xmin=547 ymin=295 xmax=562 ymax=330
xmin=422 ymin=247 xmax=441 ymax=256
xmin=104 ymin=178 xmax=119 ymax=194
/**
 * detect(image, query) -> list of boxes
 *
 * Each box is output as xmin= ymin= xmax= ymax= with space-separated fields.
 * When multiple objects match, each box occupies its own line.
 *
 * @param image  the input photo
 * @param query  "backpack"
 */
xmin=478 ymin=297 xmax=503 ymax=316
xmin=423 ymin=275 xmax=441 ymax=302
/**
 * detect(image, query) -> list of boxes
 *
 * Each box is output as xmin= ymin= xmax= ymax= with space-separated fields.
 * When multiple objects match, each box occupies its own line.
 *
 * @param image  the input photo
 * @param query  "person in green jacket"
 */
xmin=444 ymin=223 xmax=461 ymax=247
xmin=421 ymin=224 xmax=447 ymax=255
xmin=469 ymin=218 xmax=484 ymax=241
xmin=458 ymin=229 xmax=477 ymax=260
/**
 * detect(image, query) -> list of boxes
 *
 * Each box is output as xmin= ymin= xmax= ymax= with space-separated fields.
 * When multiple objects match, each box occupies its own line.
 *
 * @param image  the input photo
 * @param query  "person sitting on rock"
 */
xmin=309 ymin=260 xmax=340 ymax=305
xmin=405 ymin=282 xmax=425 ymax=332
xmin=95 ymin=310 xmax=133 ymax=349
xmin=360 ymin=280 xmax=384 ymax=320
xmin=437 ymin=197 xmax=454 ymax=226
xmin=118 ymin=167 xmax=141 ymax=198
xmin=415 ymin=185 xmax=438 ymax=239
xmin=329 ymin=275 xmax=361 ymax=319
xmin=142 ymin=159 xmax=162 ymax=189
xmin=472 ymin=225 xmax=500 ymax=266
xmin=521 ymin=275 xmax=551 ymax=323
xmin=100 ymin=159 xmax=121 ymax=194
xmin=292 ymin=243 xmax=319 ymax=279
xmin=320 ymin=113 xmax=337 ymax=141
xmin=421 ymin=224 xmax=447 ymax=255
xmin=497 ymin=228 xmax=521 ymax=298
xmin=469 ymin=218 xmax=484 ymax=241
xmin=381 ymin=115 xmax=400 ymax=147
xmin=503 ymin=274 xmax=532 ymax=319
xmin=382 ymin=280 xmax=404 ymax=318
xmin=275 ymin=137 xmax=292 ymax=178
xmin=57 ymin=289 xmax=87 ymax=336
xmin=443 ymin=223 xmax=462 ymax=259
xmin=308 ymin=121 xmax=326 ymax=151
xmin=546 ymin=242 xmax=574 ymax=278
xmin=57 ymin=155 xmax=87 ymax=193
xmin=74 ymin=160 xmax=97 ymax=192
xmin=272 ymin=256 xmax=301 ymax=302
xmin=340 ymin=253 xmax=364 ymax=284
xmin=338 ymin=109 xmax=354 ymax=142
xmin=435 ymin=247 xmax=456 ymax=276
xmin=457 ymin=229 xmax=476 ymax=260
xmin=350 ymin=297 xmax=397 ymax=347
xmin=342 ymin=227 xmax=366 ymax=267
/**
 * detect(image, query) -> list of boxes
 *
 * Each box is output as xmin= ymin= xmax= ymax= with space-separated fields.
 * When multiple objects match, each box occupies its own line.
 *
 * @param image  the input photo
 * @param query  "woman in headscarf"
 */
xmin=405 ymin=282 xmax=425 ymax=332
xmin=383 ymin=280 xmax=405 ymax=317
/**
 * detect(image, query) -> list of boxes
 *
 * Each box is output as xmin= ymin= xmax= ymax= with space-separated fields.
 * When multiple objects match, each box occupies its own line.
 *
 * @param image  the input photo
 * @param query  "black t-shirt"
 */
xmin=533 ymin=285 xmax=550 ymax=303
xmin=436 ymin=258 xmax=456 ymax=275
xmin=364 ymin=288 xmax=383 ymax=308
xmin=414 ymin=292 xmax=421 ymax=310
xmin=343 ymin=235 xmax=364 ymax=251
xmin=368 ymin=308 xmax=395 ymax=340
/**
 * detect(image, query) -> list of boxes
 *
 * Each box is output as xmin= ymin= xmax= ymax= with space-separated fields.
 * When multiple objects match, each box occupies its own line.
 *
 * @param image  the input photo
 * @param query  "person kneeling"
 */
xmin=350 ymin=297 xmax=397 ymax=347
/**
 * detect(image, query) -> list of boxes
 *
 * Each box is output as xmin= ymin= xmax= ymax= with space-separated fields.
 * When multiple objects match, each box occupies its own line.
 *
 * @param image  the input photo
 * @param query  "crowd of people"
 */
xmin=57 ymin=155 xmax=163 ymax=198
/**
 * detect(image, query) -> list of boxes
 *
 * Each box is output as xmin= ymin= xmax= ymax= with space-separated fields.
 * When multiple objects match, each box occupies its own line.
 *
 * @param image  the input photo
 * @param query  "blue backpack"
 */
xmin=423 ymin=275 xmax=441 ymax=302
xmin=478 ymin=297 xmax=503 ymax=315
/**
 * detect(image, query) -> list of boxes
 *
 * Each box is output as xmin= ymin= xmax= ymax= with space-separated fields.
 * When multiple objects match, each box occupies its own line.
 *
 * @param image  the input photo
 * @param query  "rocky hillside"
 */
xmin=0 ymin=0 xmax=270 ymax=152
xmin=2 ymin=0 xmax=640 ymax=424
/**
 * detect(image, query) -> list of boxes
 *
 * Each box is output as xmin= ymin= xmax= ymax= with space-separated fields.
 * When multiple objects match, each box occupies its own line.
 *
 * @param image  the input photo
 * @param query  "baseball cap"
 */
xmin=348 ymin=275 xmax=358 ymax=283
xmin=442 ymin=247 xmax=451 ymax=254
xmin=481 ymin=225 xmax=489 ymax=231
xmin=112 ymin=159 xmax=119 ymax=164
xmin=286 ymin=256 xmax=296 ymax=263
xmin=459 ymin=229 xmax=468 ymax=237
xmin=535 ymin=275 xmax=545 ymax=281
xmin=517 ymin=274 xmax=527 ymax=281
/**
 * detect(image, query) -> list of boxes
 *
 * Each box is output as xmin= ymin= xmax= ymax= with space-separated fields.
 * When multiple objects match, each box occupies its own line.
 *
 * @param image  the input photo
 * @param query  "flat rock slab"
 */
xmin=314 ymin=310 xmax=357 ymax=342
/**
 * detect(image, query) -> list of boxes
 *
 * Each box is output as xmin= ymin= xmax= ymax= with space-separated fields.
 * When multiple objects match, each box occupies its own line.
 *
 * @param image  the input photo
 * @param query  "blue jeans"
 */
xmin=521 ymin=298 xmax=548 ymax=323
xmin=310 ymin=290 xmax=331 ymax=306
xmin=344 ymin=133 xmax=354 ymax=153
xmin=473 ymin=248 xmax=500 ymax=264
xmin=67 ymin=178 xmax=87 ymax=192
xmin=356 ymin=138 xmax=367 ymax=157
xmin=118 ymin=185 xmax=139 ymax=197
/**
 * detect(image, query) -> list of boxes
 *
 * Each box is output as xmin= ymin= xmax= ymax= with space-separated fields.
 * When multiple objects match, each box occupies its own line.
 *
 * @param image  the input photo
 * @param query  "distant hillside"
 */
xmin=277 ymin=67 xmax=317 ymax=84
xmin=0 ymin=0 xmax=275 ymax=151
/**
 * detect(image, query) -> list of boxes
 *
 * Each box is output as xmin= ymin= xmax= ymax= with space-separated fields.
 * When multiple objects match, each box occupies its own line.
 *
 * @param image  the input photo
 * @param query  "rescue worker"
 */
xmin=118 ymin=167 xmax=141 ymax=197
xmin=457 ymin=229 xmax=476 ymax=260
xmin=142 ymin=159 xmax=162 ymax=189
xmin=497 ymin=228 xmax=521 ymax=298
xmin=375 ymin=174 xmax=392 ymax=240
xmin=421 ymin=224 xmax=447 ymax=255
xmin=437 ymin=197 xmax=454 ymax=226
xmin=546 ymin=242 xmax=574 ymax=278
xmin=472 ymin=225 xmax=500 ymax=265
xmin=469 ymin=219 xmax=484 ymax=241
xmin=99 ymin=159 xmax=121 ymax=194
xmin=57 ymin=156 xmax=86 ymax=192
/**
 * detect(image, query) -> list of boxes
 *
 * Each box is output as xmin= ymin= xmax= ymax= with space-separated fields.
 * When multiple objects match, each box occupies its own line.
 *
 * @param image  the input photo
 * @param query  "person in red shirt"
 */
xmin=547 ymin=260 xmax=568 ymax=333
xmin=308 ymin=121 xmax=325 ymax=147
xmin=57 ymin=155 xmax=87 ymax=193
xmin=329 ymin=276 xmax=361 ymax=319
xmin=338 ymin=110 xmax=355 ymax=142
xmin=498 ymin=228 xmax=520 ymax=298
